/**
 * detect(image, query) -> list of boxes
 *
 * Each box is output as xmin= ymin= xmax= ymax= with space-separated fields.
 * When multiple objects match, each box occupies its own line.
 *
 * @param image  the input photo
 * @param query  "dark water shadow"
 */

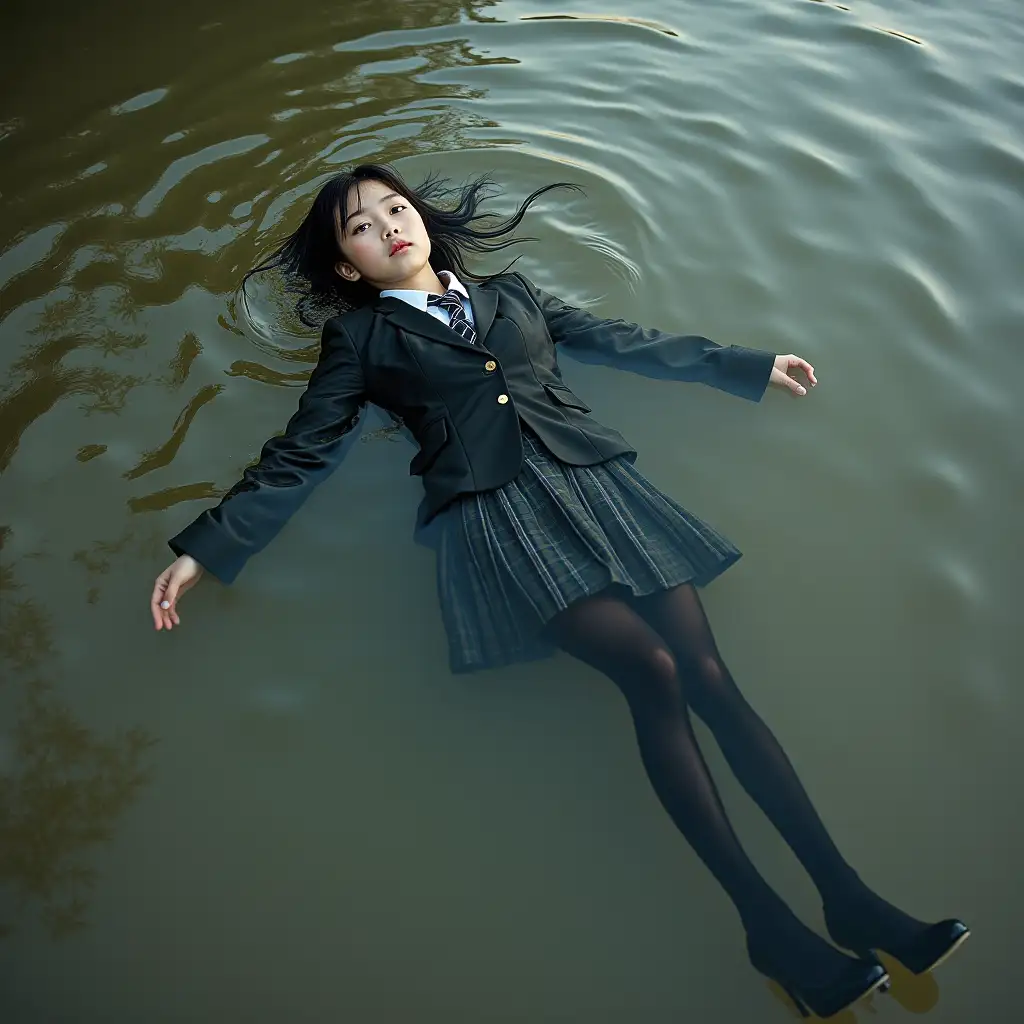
xmin=0 ymin=528 xmax=157 ymax=940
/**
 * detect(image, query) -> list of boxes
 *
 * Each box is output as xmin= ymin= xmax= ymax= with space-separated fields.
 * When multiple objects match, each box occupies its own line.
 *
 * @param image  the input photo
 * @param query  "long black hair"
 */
xmin=243 ymin=163 xmax=583 ymax=327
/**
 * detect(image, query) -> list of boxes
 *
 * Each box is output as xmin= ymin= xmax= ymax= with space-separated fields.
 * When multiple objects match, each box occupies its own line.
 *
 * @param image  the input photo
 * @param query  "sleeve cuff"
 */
xmin=168 ymin=512 xmax=247 ymax=585
xmin=725 ymin=345 xmax=776 ymax=402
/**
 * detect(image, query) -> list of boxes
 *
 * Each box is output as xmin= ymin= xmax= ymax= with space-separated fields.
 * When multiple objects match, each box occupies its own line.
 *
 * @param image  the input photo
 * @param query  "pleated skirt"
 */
xmin=435 ymin=426 xmax=741 ymax=674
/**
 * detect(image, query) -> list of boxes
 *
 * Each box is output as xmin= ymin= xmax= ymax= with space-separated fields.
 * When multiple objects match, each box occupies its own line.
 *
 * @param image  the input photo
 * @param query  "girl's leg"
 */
xmin=633 ymin=584 xmax=947 ymax=946
xmin=546 ymin=588 xmax=895 ymax=1011
xmin=545 ymin=589 xmax=802 ymax=937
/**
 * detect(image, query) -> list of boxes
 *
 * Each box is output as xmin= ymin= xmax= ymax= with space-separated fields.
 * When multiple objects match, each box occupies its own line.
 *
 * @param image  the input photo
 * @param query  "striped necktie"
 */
xmin=427 ymin=289 xmax=476 ymax=345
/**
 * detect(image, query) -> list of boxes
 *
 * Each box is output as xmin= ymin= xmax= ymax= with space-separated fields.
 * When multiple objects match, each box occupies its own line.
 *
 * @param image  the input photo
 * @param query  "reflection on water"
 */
xmin=1 ymin=0 xmax=1022 ymax=1019
xmin=1 ymin=290 xmax=146 ymax=472
xmin=0 ymin=544 xmax=156 ymax=940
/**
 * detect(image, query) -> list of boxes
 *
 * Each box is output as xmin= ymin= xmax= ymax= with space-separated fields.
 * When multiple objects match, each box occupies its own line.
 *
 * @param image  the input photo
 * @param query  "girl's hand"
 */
xmin=770 ymin=354 xmax=817 ymax=397
xmin=150 ymin=555 xmax=204 ymax=631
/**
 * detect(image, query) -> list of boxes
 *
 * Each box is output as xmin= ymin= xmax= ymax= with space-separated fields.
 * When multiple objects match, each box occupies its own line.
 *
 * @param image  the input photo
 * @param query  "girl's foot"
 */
xmin=746 ymin=918 xmax=890 ymax=1019
xmin=823 ymin=888 xmax=970 ymax=975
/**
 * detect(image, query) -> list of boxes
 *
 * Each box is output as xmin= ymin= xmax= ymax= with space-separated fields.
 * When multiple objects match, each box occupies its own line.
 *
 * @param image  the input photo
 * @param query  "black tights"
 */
xmin=547 ymin=584 xmax=867 ymax=936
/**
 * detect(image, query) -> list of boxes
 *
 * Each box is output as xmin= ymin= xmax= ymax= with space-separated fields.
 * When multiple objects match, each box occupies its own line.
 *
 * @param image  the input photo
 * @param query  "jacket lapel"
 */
xmin=375 ymin=281 xmax=498 ymax=355
xmin=466 ymin=282 xmax=497 ymax=345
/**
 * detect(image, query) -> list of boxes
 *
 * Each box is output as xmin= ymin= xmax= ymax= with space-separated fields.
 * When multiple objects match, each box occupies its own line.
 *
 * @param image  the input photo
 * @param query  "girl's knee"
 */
xmin=616 ymin=644 xmax=681 ymax=706
xmin=649 ymin=646 xmax=679 ymax=685
xmin=680 ymin=653 xmax=733 ymax=707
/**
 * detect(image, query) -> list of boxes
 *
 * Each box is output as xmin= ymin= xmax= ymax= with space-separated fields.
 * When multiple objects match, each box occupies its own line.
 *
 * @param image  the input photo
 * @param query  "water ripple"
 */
xmin=519 ymin=13 xmax=681 ymax=39
xmin=110 ymin=88 xmax=169 ymax=116
xmin=134 ymin=135 xmax=271 ymax=218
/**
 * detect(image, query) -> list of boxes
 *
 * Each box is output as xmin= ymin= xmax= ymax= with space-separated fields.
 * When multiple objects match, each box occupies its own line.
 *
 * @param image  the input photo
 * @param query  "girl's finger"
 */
xmin=151 ymin=576 xmax=169 ymax=629
xmin=793 ymin=357 xmax=817 ymax=386
xmin=163 ymin=572 xmax=191 ymax=629
xmin=779 ymin=370 xmax=806 ymax=396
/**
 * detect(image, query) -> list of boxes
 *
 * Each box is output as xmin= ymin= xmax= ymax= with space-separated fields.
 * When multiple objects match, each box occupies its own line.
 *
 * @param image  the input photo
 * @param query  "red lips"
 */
xmin=390 ymin=240 xmax=411 ymax=256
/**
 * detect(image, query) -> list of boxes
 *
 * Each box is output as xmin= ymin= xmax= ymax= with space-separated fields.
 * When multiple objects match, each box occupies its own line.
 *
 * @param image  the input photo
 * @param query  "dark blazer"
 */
xmin=169 ymin=272 xmax=775 ymax=583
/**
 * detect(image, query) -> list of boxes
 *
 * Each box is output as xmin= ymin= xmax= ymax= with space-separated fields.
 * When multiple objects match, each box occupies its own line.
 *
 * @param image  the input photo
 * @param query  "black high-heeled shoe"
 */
xmin=825 ymin=907 xmax=970 ymax=975
xmin=747 ymin=929 xmax=890 ymax=1019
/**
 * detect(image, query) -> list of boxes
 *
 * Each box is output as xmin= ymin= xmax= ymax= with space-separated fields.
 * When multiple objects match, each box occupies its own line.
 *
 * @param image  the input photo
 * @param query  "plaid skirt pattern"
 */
xmin=435 ymin=427 xmax=741 ymax=674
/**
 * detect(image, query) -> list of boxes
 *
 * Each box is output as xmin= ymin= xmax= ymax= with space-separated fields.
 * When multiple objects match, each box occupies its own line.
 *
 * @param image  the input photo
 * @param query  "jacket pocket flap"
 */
xmin=543 ymin=382 xmax=591 ymax=412
xmin=409 ymin=416 xmax=449 ymax=475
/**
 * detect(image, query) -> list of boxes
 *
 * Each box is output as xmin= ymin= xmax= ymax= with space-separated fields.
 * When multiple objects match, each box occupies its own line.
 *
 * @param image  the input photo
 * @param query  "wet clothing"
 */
xmin=169 ymin=271 xmax=773 ymax=589
xmin=436 ymin=424 xmax=740 ymax=672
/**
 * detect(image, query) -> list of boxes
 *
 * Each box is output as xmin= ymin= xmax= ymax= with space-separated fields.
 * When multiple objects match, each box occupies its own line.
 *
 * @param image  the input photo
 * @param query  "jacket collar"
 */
xmin=373 ymin=280 xmax=498 ymax=355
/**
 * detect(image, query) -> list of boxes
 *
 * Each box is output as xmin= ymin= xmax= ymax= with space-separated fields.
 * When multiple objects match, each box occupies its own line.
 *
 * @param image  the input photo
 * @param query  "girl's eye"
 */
xmin=352 ymin=205 xmax=404 ymax=234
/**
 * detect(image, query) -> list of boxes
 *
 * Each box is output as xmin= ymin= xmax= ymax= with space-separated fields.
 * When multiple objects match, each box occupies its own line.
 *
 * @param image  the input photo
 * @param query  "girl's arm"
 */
xmin=162 ymin=317 xmax=366 ymax=590
xmin=516 ymin=273 xmax=777 ymax=402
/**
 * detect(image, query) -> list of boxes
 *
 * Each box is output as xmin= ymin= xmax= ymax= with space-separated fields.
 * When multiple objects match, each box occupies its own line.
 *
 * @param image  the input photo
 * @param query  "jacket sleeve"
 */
xmin=515 ymin=273 xmax=775 ymax=402
xmin=168 ymin=317 xmax=366 ymax=584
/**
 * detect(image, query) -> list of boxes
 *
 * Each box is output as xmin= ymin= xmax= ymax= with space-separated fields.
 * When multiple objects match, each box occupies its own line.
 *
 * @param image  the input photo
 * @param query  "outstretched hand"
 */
xmin=151 ymin=554 xmax=204 ymax=630
xmin=770 ymin=354 xmax=817 ymax=397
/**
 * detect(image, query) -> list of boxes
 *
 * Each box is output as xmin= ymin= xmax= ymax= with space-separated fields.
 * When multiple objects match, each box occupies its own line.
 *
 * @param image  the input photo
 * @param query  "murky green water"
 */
xmin=2 ymin=0 xmax=1022 ymax=1020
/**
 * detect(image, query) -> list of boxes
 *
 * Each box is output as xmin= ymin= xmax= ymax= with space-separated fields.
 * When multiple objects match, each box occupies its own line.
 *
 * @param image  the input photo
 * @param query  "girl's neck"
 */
xmin=387 ymin=264 xmax=446 ymax=294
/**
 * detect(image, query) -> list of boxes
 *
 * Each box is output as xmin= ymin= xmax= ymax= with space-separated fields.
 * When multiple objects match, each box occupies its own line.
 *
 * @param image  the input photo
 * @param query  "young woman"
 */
xmin=150 ymin=163 xmax=968 ymax=1017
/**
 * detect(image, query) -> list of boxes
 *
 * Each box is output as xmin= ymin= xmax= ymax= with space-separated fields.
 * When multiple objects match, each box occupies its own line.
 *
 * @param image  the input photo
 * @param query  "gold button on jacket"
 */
xmin=497 ymin=393 xmax=509 ymax=404
xmin=484 ymin=359 xmax=497 ymax=372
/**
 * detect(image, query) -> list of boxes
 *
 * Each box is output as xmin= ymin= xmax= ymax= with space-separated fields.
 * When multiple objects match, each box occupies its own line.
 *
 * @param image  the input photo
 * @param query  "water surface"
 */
xmin=2 ymin=0 xmax=1022 ymax=1020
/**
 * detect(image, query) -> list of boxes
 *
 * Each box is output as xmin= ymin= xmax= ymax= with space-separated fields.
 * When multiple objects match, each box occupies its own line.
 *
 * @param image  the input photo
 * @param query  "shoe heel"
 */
xmin=831 ymin=934 xmax=890 ymax=982
xmin=780 ymin=984 xmax=810 ymax=1018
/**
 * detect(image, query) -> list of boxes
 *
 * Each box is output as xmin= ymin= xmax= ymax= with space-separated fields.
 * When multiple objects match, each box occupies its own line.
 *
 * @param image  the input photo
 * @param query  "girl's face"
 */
xmin=333 ymin=179 xmax=432 ymax=289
